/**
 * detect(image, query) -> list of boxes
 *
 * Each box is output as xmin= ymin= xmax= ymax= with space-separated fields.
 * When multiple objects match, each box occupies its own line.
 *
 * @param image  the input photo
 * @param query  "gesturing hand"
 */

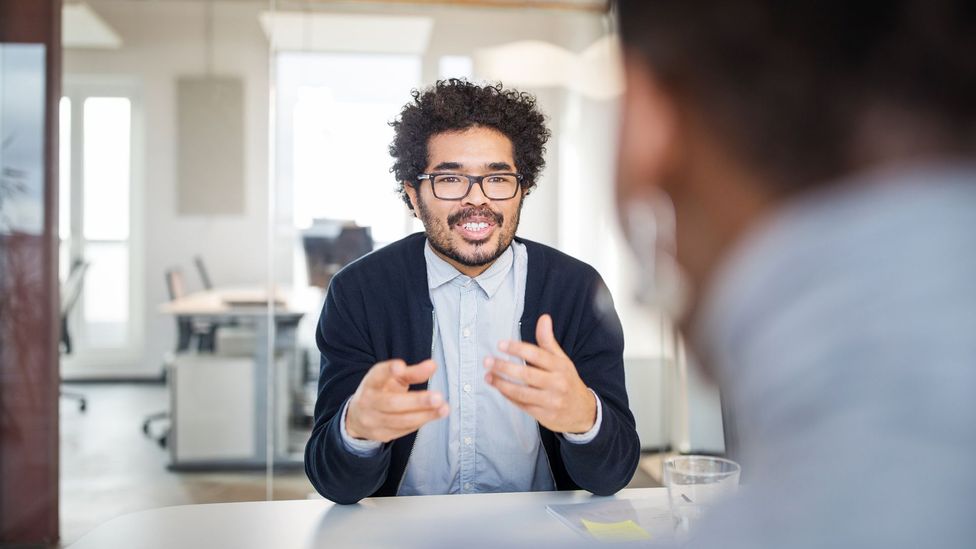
xmin=346 ymin=359 xmax=449 ymax=443
xmin=484 ymin=314 xmax=597 ymax=434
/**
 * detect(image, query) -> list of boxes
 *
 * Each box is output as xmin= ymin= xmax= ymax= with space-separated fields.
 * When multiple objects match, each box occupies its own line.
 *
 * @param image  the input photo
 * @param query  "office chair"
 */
xmin=60 ymin=259 xmax=90 ymax=412
xmin=194 ymin=255 xmax=213 ymax=290
xmin=166 ymin=268 xmax=218 ymax=352
xmin=195 ymin=255 xmax=241 ymax=335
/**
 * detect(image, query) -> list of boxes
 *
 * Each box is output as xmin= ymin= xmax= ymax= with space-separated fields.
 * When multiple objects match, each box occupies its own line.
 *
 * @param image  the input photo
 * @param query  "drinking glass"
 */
xmin=663 ymin=455 xmax=740 ymax=538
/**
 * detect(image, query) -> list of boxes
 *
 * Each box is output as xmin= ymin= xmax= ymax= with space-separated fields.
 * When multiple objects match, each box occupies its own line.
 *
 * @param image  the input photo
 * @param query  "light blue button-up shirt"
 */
xmin=339 ymin=239 xmax=602 ymax=495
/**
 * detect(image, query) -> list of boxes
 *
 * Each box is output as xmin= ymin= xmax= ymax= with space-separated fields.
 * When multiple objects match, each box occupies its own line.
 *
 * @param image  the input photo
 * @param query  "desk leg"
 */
xmin=251 ymin=316 xmax=301 ymax=468
xmin=252 ymin=315 xmax=271 ymax=468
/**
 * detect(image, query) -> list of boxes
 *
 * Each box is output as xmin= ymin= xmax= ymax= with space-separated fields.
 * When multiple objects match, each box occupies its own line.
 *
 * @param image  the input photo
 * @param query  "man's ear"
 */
xmin=616 ymin=53 xmax=680 ymax=203
xmin=404 ymin=181 xmax=420 ymax=214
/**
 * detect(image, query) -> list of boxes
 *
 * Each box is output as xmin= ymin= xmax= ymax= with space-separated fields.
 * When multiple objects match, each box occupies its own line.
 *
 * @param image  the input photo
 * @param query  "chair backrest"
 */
xmin=61 ymin=260 xmax=90 ymax=316
xmin=165 ymin=268 xmax=186 ymax=301
xmin=193 ymin=255 xmax=213 ymax=290
xmin=164 ymin=268 xmax=198 ymax=352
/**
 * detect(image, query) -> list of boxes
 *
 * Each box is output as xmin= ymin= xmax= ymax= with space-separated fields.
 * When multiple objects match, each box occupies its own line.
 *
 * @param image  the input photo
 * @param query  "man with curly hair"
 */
xmin=305 ymin=79 xmax=640 ymax=504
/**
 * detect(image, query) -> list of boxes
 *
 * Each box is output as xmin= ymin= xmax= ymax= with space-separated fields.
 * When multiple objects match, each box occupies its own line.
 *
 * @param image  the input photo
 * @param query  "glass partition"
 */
xmin=51 ymin=1 xmax=716 ymax=544
xmin=58 ymin=0 xmax=288 ymax=542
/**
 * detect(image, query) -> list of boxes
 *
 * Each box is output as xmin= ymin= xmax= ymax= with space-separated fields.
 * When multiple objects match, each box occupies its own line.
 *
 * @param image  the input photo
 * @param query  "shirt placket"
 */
xmin=458 ymin=280 xmax=478 ymax=493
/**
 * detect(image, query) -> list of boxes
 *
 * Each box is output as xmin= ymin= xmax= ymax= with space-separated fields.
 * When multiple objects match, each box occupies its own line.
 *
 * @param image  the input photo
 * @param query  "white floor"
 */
xmin=59 ymin=383 xmax=314 ymax=546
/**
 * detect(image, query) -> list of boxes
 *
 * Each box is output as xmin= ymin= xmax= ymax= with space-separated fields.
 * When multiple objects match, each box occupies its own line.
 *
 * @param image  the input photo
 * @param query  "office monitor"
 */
xmin=301 ymin=219 xmax=373 ymax=289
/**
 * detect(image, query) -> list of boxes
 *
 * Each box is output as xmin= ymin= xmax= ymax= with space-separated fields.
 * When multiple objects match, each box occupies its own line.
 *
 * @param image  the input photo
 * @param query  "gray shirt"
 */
xmin=686 ymin=165 xmax=976 ymax=548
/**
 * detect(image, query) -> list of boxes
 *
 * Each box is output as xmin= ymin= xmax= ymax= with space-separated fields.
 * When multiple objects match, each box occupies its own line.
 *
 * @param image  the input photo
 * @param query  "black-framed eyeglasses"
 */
xmin=416 ymin=172 xmax=524 ymax=201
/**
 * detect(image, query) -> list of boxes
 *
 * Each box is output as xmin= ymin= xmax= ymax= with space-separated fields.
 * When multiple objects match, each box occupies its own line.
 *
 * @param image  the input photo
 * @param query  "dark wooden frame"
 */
xmin=0 ymin=0 xmax=62 ymax=546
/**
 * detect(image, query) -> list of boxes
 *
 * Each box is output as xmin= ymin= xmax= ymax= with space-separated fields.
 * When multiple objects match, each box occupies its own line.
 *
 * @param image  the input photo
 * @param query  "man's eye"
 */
xmin=438 ymin=176 xmax=462 ymax=183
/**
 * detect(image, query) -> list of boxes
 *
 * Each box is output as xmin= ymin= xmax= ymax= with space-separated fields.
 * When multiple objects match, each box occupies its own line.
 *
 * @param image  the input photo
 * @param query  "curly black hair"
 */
xmin=389 ymin=79 xmax=551 ymax=210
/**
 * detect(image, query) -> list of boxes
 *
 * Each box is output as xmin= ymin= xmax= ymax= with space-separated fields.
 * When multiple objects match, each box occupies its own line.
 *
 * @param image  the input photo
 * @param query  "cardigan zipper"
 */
xmin=395 ymin=308 xmax=436 ymax=494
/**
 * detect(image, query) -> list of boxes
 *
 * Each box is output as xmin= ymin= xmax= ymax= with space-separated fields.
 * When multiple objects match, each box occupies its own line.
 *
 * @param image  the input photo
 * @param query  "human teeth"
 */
xmin=462 ymin=222 xmax=489 ymax=230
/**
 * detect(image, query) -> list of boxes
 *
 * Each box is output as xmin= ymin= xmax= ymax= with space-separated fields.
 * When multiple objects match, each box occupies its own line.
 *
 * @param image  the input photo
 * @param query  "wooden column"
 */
xmin=0 ymin=0 xmax=62 ymax=546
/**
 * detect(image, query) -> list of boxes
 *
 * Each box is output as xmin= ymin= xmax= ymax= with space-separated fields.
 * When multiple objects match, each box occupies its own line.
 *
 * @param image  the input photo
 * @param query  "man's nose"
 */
xmin=462 ymin=181 xmax=490 ymax=206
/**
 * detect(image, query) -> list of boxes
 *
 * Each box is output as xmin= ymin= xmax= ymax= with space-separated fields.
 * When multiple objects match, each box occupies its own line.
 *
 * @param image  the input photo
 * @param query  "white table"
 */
xmin=69 ymin=488 xmax=672 ymax=548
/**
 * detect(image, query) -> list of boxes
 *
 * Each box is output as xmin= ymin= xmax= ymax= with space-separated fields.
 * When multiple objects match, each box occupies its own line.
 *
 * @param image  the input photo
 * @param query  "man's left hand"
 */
xmin=484 ymin=314 xmax=597 ymax=434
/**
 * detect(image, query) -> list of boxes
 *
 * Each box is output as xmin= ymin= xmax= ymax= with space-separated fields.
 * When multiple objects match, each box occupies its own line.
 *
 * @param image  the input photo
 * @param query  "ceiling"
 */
xmin=91 ymin=0 xmax=609 ymax=12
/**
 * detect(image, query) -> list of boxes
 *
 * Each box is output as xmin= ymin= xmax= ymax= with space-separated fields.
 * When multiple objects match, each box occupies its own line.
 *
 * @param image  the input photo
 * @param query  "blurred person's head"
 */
xmin=614 ymin=0 xmax=976 ymax=328
xmin=390 ymin=79 xmax=551 ymax=274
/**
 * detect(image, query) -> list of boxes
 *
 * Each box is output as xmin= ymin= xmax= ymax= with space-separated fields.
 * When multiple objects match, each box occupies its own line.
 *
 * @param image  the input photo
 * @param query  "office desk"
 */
xmin=158 ymin=287 xmax=305 ymax=470
xmin=158 ymin=286 xmax=297 ymax=319
xmin=70 ymin=488 xmax=671 ymax=549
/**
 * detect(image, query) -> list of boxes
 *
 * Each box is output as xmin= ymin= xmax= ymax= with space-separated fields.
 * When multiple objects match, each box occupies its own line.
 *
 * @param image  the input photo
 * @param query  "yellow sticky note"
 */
xmin=580 ymin=518 xmax=652 ymax=542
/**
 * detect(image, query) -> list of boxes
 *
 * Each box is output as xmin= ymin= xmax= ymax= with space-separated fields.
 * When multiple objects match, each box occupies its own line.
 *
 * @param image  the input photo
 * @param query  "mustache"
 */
xmin=447 ymin=206 xmax=504 ymax=227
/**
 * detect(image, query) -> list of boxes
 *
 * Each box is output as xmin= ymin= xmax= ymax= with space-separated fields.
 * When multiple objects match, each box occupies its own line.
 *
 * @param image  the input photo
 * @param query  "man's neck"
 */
xmin=430 ymin=246 xmax=495 ymax=278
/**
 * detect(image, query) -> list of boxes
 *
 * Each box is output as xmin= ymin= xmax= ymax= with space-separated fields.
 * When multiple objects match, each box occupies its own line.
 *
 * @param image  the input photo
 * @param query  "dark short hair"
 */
xmin=389 ymin=79 xmax=551 ymax=210
xmin=616 ymin=0 xmax=976 ymax=190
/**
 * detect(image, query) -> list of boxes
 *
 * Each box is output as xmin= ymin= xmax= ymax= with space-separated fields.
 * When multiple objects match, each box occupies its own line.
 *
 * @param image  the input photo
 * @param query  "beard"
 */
xmin=416 ymin=195 xmax=523 ymax=268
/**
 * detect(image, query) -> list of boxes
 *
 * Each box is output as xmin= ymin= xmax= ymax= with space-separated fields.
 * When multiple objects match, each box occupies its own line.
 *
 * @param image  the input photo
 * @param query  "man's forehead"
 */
xmin=426 ymin=129 xmax=515 ymax=169
xmin=428 ymin=127 xmax=512 ymax=150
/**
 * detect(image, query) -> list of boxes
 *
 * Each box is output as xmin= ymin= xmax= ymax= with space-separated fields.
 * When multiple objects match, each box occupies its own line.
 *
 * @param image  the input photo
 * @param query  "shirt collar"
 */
xmin=473 ymin=244 xmax=514 ymax=298
xmin=424 ymin=240 xmax=515 ymax=298
xmin=425 ymin=242 xmax=459 ymax=289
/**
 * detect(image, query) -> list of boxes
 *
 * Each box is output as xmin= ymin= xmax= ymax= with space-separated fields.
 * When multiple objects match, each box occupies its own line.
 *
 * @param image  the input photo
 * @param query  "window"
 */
xmin=277 ymin=52 xmax=421 ymax=246
xmin=60 ymin=93 xmax=135 ymax=352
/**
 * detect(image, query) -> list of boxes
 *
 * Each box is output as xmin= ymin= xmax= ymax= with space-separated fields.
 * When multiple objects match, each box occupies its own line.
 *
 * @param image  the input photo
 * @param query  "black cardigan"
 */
xmin=304 ymin=233 xmax=640 ymax=504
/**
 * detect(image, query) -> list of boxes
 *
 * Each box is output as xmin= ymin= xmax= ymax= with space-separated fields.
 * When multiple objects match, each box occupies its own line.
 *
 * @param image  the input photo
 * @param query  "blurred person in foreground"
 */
xmin=305 ymin=79 xmax=639 ymax=504
xmin=615 ymin=1 xmax=976 ymax=547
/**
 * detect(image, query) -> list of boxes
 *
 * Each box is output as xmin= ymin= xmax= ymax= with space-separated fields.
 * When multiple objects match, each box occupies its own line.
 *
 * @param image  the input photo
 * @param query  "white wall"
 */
xmin=66 ymin=0 xmax=274 ymax=377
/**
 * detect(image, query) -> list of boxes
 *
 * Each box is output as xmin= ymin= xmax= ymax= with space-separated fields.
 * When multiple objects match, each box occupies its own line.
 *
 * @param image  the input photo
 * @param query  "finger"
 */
xmin=374 ymin=390 xmax=444 ymax=413
xmin=483 ymin=356 xmax=550 ymax=389
xmin=535 ymin=314 xmax=567 ymax=357
xmin=485 ymin=371 xmax=548 ymax=406
xmin=364 ymin=359 xmax=406 ymax=389
xmin=497 ymin=340 xmax=558 ymax=371
xmin=387 ymin=359 xmax=438 ymax=389
xmin=381 ymin=404 xmax=450 ymax=431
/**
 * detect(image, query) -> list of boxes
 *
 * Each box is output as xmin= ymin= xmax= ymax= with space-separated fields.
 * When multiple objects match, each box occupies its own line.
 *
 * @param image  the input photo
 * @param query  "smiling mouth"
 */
xmin=448 ymin=207 xmax=504 ymax=243
xmin=455 ymin=218 xmax=496 ymax=241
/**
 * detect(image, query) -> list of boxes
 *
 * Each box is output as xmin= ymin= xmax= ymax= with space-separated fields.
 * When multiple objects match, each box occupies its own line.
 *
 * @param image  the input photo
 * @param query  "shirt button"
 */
xmin=464 ymin=482 xmax=472 ymax=490
xmin=463 ymin=383 xmax=472 ymax=393
xmin=462 ymin=327 xmax=471 ymax=338
xmin=464 ymin=436 xmax=472 ymax=445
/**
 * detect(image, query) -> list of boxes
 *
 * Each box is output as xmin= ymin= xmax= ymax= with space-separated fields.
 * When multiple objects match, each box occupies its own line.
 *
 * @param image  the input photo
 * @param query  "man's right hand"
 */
xmin=345 ymin=359 xmax=449 ymax=443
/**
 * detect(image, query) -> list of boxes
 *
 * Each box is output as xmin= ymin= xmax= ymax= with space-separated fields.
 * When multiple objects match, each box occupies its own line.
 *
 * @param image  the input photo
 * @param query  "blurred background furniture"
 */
xmin=301 ymin=219 xmax=373 ymax=289
xmin=166 ymin=268 xmax=219 ymax=353
xmin=193 ymin=255 xmax=213 ymax=290
xmin=158 ymin=285 xmax=303 ymax=469
xmin=142 ymin=268 xmax=223 ymax=448
xmin=60 ymin=259 xmax=91 ymax=412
